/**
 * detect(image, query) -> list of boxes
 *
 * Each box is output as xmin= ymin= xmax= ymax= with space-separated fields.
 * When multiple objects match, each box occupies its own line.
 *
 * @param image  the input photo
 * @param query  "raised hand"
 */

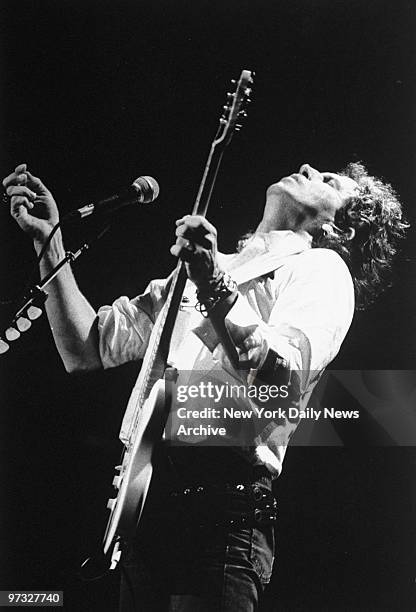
xmin=3 ymin=164 xmax=60 ymax=244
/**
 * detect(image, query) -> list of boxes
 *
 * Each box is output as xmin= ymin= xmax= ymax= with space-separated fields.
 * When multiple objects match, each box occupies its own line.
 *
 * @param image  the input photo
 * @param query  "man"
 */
xmin=3 ymin=162 xmax=407 ymax=610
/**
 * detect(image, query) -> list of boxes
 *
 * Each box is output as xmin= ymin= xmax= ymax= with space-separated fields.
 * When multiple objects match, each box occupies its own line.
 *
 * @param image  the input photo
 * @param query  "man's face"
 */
xmin=267 ymin=164 xmax=359 ymax=225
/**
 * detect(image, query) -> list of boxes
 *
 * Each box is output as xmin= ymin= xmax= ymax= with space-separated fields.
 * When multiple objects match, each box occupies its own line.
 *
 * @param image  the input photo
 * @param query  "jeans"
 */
xmin=119 ymin=448 xmax=276 ymax=611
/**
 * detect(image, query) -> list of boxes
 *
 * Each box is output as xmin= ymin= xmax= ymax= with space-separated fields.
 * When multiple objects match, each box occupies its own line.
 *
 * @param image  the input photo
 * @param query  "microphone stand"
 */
xmin=0 ymin=224 xmax=110 ymax=354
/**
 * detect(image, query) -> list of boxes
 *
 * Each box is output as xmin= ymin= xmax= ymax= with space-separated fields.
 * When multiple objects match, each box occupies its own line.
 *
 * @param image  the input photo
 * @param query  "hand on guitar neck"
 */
xmin=170 ymin=214 xmax=267 ymax=371
xmin=170 ymin=214 xmax=221 ymax=290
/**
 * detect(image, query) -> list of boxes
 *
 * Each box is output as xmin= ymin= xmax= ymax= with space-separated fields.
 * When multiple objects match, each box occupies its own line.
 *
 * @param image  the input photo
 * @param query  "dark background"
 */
xmin=1 ymin=0 xmax=416 ymax=610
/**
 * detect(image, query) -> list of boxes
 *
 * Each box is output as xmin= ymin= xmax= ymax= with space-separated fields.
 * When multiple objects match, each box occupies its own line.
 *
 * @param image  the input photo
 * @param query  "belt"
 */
xmin=170 ymin=481 xmax=271 ymax=498
xmin=170 ymin=480 xmax=278 ymax=528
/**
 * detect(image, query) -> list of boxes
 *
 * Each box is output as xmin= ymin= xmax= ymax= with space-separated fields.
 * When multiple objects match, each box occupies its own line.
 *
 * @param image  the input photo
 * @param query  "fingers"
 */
xmin=175 ymin=226 xmax=215 ymax=250
xmin=235 ymin=331 xmax=267 ymax=370
xmin=3 ymin=164 xmax=59 ymax=240
xmin=3 ymin=166 xmax=36 ymax=217
xmin=174 ymin=215 xmax=217 ymax=250
xmin=10 ymin=203 xmax=34 ymax=234
xmin=170 ymin=237 xmax=195 ymax=261
xmin=171 ymin=215 xmax=217 ymax=261
xmin=7 ymin=185 xmax=37 ymax=208
xmin=25 ymin=171 xmax=50 ymax=195
xmin=10 ymin=196 xmax=34 ymax=216
xmin=3 ymin=165 xmax=28 ymax=190
xmin=239 ymin=333 xmax=263 ymax=352
xmin=225 ymin=322 xmax=266 ymax=363
xmin=175 ymin=215 xmax=217 ymax=236
xmin=12 ymin=203 xmax=29 ymax=221
xmin=10 ymin=192 xmax=34 ymax=218
xmin=235 ymin=329 xmax=263 ymax=353
xmin=2 ymin=165 xmax=49 ymax=196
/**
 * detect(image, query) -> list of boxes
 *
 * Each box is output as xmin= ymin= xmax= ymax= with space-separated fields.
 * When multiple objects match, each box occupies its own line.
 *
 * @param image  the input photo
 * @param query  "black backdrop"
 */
xmin=1 ymin=1 xmax=416 ymax=610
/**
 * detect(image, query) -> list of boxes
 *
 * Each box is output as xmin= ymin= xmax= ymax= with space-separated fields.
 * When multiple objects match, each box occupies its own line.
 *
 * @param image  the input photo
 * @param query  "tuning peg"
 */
xmin=112 ymin=475 xmax=122 ymax=489
xmin=107 ymin=498 xmax=116 ymax=511
xmin=27 ymin=305 xmax=43 ymax=321
xmin=238 ymin=110 xmax=248 ymax=117
xmin=0 ymin=338 xmax=9 ymax=354
xmin=230 ymin=79 xmax=236 ymax=84
xmin=16 ymin=317 xmax=31 ymax=333
xmin=5 ymin=327 xmax=20 ymax=341
xmin=223 ymin=105 xmax=230 ymax=111
xmin=219 ymin=118 xmax=227 ymax=125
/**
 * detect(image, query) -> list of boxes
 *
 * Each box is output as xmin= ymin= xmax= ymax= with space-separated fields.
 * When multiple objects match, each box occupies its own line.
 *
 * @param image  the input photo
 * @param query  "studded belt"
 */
xmin=169 ymin=481 xmax=278 ymax=528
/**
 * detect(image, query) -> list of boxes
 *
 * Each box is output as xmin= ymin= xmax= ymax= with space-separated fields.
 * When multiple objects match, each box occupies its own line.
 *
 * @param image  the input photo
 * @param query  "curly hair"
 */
xmin=312 ymin=162 xmax=409 ymax=310
xmin=237 ymin=163 xmax=408 ymax=310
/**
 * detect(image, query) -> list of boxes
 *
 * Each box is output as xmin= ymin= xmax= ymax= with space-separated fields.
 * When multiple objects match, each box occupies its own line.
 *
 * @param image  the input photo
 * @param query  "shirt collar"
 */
xmin=219 ymin=230 xmax=312 ymax=285
xmin=249 ymin=230 xmax=312 ymax=254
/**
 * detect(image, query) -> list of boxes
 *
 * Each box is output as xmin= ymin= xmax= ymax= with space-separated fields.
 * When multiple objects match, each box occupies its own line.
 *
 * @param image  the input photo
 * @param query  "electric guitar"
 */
xmin=101 ymin=70 xmax=254 ymax=569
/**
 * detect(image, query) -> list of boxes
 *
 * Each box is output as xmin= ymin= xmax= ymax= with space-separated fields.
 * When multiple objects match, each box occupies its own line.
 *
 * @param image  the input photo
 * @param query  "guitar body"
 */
xmin=103 ymin=378 xmax=169 ymax=564
xmin=101 ymin=69 xmax=254 ymax=569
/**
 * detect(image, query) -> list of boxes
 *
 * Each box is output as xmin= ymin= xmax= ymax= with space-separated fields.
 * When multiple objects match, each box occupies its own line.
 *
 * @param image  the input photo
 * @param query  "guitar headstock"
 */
xmin=215 ymin=69 xmax=254 ymax=146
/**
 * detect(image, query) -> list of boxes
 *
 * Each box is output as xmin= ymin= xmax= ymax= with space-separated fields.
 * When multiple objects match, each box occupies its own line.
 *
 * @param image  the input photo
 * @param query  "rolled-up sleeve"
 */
xmin=97 ymin=278 xmax=168 ymax=369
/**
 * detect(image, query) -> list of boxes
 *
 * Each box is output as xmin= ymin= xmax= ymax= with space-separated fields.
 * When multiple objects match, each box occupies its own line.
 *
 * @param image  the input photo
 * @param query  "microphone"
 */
xmin=63 ymin=176 xmax=159 ymax=222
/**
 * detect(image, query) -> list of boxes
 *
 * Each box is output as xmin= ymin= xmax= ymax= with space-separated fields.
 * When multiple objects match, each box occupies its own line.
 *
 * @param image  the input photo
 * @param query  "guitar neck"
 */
xmin=127 ymin=70 xmax=254 ymax=441
xmin=192 ymin=132 xmax=227 ymax=216
xmin=157 ymin=138 xmax=227 ymax=359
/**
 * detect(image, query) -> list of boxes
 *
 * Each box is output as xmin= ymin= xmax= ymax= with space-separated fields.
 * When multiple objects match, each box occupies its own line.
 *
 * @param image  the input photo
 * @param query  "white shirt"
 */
xmin=97 ymin=230 xmax=354 ymax=476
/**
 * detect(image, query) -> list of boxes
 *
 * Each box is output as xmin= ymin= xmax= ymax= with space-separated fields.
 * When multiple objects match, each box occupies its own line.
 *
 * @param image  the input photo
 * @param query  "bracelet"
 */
xmin=255 ymin=348 xmax=289 ymax=385
xmin=196 ymin=272 xmax=238 ymax=317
